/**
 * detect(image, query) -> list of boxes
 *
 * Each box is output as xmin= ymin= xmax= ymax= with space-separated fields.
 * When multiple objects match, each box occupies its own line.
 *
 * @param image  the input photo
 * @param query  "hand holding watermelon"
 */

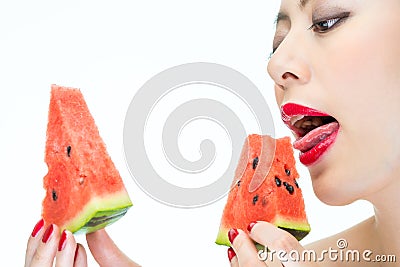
xmin=25 ymin=220 xmax=140 ymax=267
xmin=227 ymin=221 xmax=319 ymax=267
xmin=25 ymin=85 xmax=138 ymax=267
xmin=216 ymin=135 xmax=313 ymax=266
xmin=25 ymin=221 xmax=87 ymax=266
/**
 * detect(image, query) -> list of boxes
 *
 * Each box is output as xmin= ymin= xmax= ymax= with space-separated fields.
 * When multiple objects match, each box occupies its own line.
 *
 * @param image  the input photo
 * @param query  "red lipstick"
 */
xmin=281 ymin=103 xmax=330 ymax=123
xmin=281 ymin=103 xmax=339 ymax=166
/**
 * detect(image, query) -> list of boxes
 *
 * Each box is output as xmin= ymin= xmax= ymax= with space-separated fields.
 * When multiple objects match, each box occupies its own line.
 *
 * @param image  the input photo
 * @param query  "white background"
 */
xmin=0 ymin=1 xmax=373 ymax=266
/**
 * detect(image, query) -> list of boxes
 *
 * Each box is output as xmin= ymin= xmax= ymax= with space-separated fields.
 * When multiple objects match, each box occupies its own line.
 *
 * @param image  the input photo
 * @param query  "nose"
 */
xmin=267 ymin=33 xmax=311 ymax=91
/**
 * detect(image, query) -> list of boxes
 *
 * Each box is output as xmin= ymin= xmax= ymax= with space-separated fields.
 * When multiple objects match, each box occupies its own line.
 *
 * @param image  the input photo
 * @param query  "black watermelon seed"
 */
xmin=252 ymin=157 xmax=259 ymax=170
xmin=253 ymin=195 xmax=259 ymax=205
xmin=67 ymin=146 xmax=71 ymax=157
xmin=283 ymin=181 xmax=288 ymax=187
xmin=285 ymin=169 xmax=291 ymax=176
xmin=237 ymin=180 xmax=241 ymax=187
xmin=275 ymin=177 xmax=282 ymax=187
xmin=286 ymin=184 xmax=294 ymax=194
xmin=294 ymin=179 xmax=299 ymax=188
xmin=52 ymin=189 xmax=58 ymax=201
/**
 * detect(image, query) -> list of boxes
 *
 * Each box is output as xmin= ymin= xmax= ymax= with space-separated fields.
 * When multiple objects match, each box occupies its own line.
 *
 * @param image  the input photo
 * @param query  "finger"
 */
xmin=248 ymin=221 xmax=311 ymax=267
xmin=86 ymin=229 xmax=140 ymax=267
xmin=228 ymin=247 xmax=239 ymax=267
xmin=25 ymin=219 xmax=45 ymax=267
xmin=29 ymin=224 xmax=61 ymax=267
xmin=73 ymin=244 xmax=88 ymax=267
xmin=229 ymin=229 xmax=266 ymax=267
xmin=55 ymin=230 xmax=79 ymax=267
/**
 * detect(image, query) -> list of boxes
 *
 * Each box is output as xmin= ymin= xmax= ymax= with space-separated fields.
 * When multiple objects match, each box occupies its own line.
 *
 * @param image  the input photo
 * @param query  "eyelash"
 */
xmin=309 ymin=18 xmax=340 ymax=32
xmin=270 ymin=12 xmax=350 ymax=57
xmin=309 ymin=12 xmax=350 ymax=33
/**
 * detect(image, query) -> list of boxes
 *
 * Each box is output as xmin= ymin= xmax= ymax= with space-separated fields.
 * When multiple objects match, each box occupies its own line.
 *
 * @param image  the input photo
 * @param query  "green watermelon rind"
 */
xmin=60 ymin=190 xmax=132 ymax=234
xmin=215 ymin=227 xmax=231 ymax=247
xmin=274 ymin=216 xmax=311 ymax=241
xmin=215 ymin=217 xmax=311 ymax=247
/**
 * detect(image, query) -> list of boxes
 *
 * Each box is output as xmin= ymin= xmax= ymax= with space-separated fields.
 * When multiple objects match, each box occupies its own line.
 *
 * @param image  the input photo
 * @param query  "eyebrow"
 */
xmin=299 ymin=0 xmax=311 ymax=9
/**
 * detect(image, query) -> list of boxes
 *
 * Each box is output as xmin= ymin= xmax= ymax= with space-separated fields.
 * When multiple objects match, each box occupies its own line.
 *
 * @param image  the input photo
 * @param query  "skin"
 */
xmin=25 ymin=222 xmax=140 ymax=267
xmin=230 ymin=0 xmax=400 ymax=266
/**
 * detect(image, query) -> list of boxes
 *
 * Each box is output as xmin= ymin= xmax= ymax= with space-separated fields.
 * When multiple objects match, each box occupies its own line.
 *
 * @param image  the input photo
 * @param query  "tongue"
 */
xmin=293 ymin=122 xmax=339 ymax=152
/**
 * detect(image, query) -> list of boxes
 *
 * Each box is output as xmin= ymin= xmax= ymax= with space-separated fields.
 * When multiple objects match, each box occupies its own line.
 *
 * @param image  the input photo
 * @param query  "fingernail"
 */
xmin=74 ymin=245 xmax=79 ymax=262
xmin=228 ymin=228 xmax=239 ymax=244
xmin=58 ymin=230 xmax=67 ymax=251
xmin=31 ymin=219 xmax=44 ymax=237
xmin=42 ymin=224 xmax=54 ymax=243
xmin=247 ymin=221 xmax=257 ymax=232
xmin=227 ymin=247 xmax=236 ymax=262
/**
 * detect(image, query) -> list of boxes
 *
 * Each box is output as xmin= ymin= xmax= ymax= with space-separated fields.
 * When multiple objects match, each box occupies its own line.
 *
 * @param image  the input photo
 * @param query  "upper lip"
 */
xmin=281 ymin=103 xmax=337 ymax=138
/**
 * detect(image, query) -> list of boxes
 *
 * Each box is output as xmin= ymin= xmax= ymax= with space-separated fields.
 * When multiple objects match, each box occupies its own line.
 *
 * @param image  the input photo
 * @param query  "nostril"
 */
xmin=282 ymin=72 xmax=299 ymax=80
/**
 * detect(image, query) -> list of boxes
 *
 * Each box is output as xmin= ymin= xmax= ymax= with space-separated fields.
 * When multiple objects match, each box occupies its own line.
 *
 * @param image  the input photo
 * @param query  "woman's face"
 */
xmin=267 ymin=0 xmax=400 ymax=205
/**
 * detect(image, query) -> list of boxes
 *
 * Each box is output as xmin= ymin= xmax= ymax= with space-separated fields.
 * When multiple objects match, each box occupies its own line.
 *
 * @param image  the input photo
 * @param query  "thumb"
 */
xmin=86 ymin=229 xmax=140 ymax=267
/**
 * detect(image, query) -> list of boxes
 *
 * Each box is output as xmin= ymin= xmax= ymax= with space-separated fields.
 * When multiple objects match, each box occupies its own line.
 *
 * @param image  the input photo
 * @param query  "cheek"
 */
xmin=309 ymin=15 xmax=400 ymax=203
xmin=317 ymin=9 xmax=400 ymax=104
xmin=318 ymin=13 xmax=400 ymax=147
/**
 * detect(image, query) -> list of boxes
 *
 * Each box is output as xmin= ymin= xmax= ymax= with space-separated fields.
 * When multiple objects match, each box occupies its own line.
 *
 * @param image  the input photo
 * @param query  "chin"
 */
xmin=309 ymin=168 xmax=358 ymax=206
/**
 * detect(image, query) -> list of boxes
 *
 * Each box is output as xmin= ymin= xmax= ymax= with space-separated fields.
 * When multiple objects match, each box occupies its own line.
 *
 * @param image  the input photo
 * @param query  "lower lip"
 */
xmin=298 ymin=129 xmax=339 ymax=166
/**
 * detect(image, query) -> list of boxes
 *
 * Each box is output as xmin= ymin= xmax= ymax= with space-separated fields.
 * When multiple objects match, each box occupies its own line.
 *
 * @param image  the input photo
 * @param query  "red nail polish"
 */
xmin=247 ymin=221 xmax=257 ymax=232
xmin=58 ymin=230 xmax=67 ymax=251
xmin=228 ymin=228 xmax=239 ymax=244
xmin=74 ymin=245 xmax=79 ymax=262
xmin=31 ymin=219 xmax=44 ymax=237
xmin=227 ymin=247 xmax=236 ymax=262
xmin=42 ymin=224 xmax=54 ymax=243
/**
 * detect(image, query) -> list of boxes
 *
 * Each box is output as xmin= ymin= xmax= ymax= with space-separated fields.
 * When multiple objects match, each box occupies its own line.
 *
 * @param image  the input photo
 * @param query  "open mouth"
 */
xmin=290 ymin=116 xmax=339 ymax=153
xmin=281 ymin=103 xmax=340 ymax=165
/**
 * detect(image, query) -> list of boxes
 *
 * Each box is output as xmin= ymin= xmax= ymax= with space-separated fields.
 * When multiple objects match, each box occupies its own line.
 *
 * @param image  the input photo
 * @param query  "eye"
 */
xmin=309 ymin=12 xmax=350 ymax=33
xmin=310 ymin=18 xmax=340 ymax=33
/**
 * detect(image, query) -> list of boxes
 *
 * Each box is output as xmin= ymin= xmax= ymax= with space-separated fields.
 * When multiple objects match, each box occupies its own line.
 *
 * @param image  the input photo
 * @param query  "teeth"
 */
xmin=302 ymin=120 xmax=313 ymax=128
xmin=290 ymin=115 xmax=304 ymax=126
xmin=312 ymin=117 xmax=323 ymax=127
xmin=300 ymin=117 xmax=324 ymax=130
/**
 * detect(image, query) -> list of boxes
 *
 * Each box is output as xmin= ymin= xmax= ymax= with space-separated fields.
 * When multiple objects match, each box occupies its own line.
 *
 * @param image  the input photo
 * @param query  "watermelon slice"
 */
xmin=42 ymin=85 xmax=132 ymax=234
xmin=216 ymin=134 xmax=310 ymax=246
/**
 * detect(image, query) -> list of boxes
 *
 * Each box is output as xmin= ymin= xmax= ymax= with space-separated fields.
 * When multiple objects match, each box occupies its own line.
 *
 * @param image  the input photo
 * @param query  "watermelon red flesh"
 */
xmin=42 ymin=85 xmax=132 ymax=234
xmin=216 ymin=134 xmax=310 ymax=246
